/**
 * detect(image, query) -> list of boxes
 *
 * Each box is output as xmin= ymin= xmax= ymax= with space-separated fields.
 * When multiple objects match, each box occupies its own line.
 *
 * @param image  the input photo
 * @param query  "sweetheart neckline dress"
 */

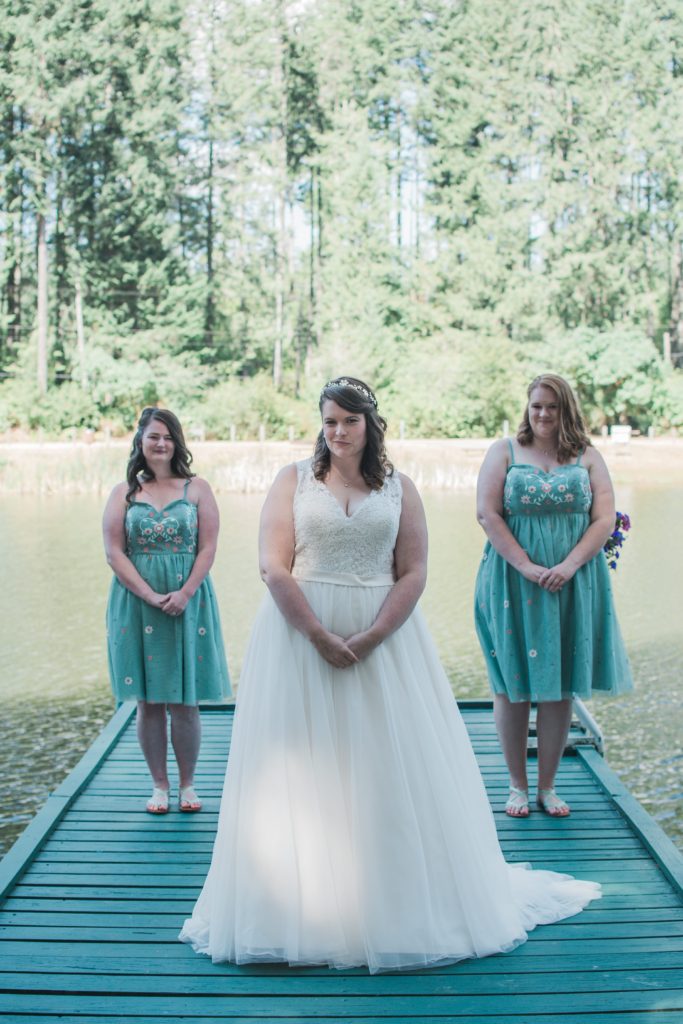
xmin=106 ymin=480 xmax=231 ymax=704
xmin=475 ymin=444 xmax=633 ymax=703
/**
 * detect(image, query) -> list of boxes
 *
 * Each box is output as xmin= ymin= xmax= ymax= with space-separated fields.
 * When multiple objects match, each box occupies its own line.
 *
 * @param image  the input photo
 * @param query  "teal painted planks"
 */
xmin=0 ymin=703 xmax=136 ymax=900
xmin=5 ymin=891 xmax=680 ymax=912
xmin=1 ymin=967 xmax=682 ymax=995
xmin=1 ymin=989 xmax=683 ymax=1015
xmin=1 ymin=701 xmax=682 ymax=1024
xmin=1 ymin=1015 xmax=682 ymax=1024
xmin=3 ymin=948 xmax=683 ymax=976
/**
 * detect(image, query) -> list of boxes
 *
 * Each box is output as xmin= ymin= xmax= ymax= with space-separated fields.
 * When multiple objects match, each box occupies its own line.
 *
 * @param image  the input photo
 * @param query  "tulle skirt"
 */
xmin=179 ymin=572 xmax=600 ymax=973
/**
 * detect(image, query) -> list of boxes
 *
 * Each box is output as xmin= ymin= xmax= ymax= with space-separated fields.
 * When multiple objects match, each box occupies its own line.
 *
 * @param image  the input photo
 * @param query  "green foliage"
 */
xmin=661 ymin=369 xmax=683 ymax=430
xmin=1 ymin=0 xmax=682 ymax=437
xmin=81 ymin=331 xmax=211 ymax=432
xmin=541 ymin=328 xmax=674 ymax=431
xmin=0 ymin=377 xmax=100 ymax=434
xmin=182 ymin=373 xmax=315 ymax=440
xmin=381 ymin=333 xmax=527 ymax=437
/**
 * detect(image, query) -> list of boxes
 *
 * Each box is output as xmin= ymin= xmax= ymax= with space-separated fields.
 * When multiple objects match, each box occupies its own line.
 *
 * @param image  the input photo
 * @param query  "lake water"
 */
xmin=1 ymin=482 xmax=681 ymax=854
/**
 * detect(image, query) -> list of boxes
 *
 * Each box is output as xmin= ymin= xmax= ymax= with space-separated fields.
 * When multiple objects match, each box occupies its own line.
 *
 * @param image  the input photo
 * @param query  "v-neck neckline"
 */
xmin=319 ymin=482 xmax=375 ymax=520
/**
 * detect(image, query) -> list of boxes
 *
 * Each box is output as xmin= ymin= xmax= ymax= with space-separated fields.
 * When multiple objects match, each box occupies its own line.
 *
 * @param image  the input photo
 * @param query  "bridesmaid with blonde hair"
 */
xmin=475 ymin=373 xmax=632 ymax=819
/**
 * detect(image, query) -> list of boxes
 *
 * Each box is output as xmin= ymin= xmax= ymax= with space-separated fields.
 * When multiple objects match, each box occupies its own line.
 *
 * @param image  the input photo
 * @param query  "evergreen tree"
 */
xmin=0 ymin=0 xmax=680 ymax=434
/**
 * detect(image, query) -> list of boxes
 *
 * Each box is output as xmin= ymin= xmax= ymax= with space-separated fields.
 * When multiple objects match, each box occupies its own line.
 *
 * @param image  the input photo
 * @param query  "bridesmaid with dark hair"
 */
xmin=103 ymin=407 xmax=230 ymax=814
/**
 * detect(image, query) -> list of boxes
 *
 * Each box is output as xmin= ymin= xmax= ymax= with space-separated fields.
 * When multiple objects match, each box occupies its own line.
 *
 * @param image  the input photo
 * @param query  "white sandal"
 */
xmin=537 ymin=788 xmax=570 ymax=817
xmin=146 ymin=787 xmax=169 ymax=814
xmin=179 ymin=785 xmax=202 ymax=812
xmin=505 ymin=786 xmax=530 ymax=817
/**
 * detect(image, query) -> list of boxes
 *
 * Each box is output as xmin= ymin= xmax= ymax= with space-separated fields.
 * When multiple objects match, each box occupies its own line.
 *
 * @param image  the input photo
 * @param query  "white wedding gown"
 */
xmin=179 ymin=459 xmax=600 ymax=973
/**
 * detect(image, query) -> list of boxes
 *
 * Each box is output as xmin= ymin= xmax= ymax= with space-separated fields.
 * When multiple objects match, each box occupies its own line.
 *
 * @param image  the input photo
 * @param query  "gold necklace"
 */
xmin=333 ymin=467 xmax=356 ymax=488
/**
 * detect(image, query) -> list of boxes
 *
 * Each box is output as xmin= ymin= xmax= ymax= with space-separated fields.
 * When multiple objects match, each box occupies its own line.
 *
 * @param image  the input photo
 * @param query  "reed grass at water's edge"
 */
xmin=1 ymin=437 xmax=682 ymax=494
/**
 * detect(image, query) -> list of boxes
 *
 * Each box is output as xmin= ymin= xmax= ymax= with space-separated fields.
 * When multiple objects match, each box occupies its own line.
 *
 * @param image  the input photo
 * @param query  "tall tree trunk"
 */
xmin=3 ymin=108 xmax=24 ymax=368
xmin=294 ymin=301 xmax=303 ymax=396
xmin=314 ymin=163 xmax=323 ymax=370
xmin=75 ymin=277 xmax=87 ymax=388
xmin=205 ymin=136 xmax=215 ymax=344
xmin=54 ymin=166 xmax=67 ymax=370
xmin=396 ymin=104 xmax=402 ymax=253
xmin=670 ymin=237 xmax=683 ymax=361
xmin=413 ymin=137 xmax=420 ymax=260
xmin=308 ymin=165 xmax=318 ymax=363
xmin=273 ymin=198 xmax=285 ymax=389
xmin=272 ymin=10 xmax=288 ymax=391
xmin=7 ymin=260 xmax=22 ymax=359
xmin=317 ymin=164 xmax=323 ymax=263
xmin=37 ymin=209 xmax=48 ymax=394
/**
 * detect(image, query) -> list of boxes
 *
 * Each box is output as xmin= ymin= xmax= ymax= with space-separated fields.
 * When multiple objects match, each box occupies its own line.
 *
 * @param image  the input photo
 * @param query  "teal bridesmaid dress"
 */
xmin=474 ymin=443 xmax=633 ymax=703
xmin=106 ymin=481 xmax=231 ymax=704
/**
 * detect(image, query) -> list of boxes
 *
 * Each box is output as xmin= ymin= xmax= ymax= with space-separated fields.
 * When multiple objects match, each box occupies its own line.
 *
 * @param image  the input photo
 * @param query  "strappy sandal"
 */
xmin=146 ymin=787 xmax=170 ymax=814
xmin=505 ymin=786 xmax=530 ymax=818
xmin=537 ymin=788 xmax=570 ymax=817
xmin=179 ymin=785 xmax=202 ymax=813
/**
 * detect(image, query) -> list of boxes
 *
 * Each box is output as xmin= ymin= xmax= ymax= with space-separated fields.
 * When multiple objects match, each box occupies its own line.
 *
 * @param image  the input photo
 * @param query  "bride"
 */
xmin=179 ymin=376 xmax=600 ymax=973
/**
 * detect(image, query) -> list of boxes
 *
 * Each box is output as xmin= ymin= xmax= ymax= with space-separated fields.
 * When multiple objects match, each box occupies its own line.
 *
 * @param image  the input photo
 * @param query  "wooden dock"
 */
xmin=1 ymin=700 xmax=682 ymax=1023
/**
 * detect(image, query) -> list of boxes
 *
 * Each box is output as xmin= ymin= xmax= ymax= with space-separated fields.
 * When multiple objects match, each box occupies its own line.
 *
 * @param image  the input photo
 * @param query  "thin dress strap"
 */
xmin=575 ymin=449 xmax=584 ymax=466
xmin=506 ymin=438 xmax=515 ymax=465
xmin=183 ymin=479 xmax=191 ymax=497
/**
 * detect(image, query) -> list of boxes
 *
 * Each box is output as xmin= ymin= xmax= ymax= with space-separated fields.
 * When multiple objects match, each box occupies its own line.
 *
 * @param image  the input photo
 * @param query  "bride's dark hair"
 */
xmin=313 ymin=377 xmax=393 ymax=490
xmin=125 ymin=407 xmax=194 ymax=503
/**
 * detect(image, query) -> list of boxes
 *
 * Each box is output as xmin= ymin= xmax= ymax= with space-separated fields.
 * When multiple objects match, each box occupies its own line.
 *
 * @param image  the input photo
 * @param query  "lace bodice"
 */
xmin=292 ymin=459 xmax=402 ymax=578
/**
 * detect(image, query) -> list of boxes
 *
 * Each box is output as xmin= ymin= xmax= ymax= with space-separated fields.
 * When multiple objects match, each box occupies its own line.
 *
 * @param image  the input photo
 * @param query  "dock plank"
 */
xmin=2 ymin=967 xmax=683 ymax=994
xmin=0 ymin=701 xmax=681 ymax=1024
xmin=2 ymin=989 xmax=683 ymax=1014
xmin=4 ymin=949 xmax=683 ymax=976
xmin=5 ymin=1016 xmax=683 ymax=1024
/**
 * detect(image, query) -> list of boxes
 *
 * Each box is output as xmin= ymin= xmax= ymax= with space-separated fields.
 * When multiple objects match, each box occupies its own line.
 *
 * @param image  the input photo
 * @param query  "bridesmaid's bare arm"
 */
xmin=102 ymin=482 xmax=168 ymax=609
xmin=476 ymin=439 xmax=546 ymax=584
xmin=160 ymin=478 xmax=220 ymax=616
xmin=538 ymin=447 xmax=616 ymax=592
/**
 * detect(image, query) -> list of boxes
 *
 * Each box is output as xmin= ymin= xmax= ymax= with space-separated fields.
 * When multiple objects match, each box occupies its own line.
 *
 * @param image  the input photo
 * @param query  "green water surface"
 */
xmin=1 ymin=485 xmax=681 ymax=854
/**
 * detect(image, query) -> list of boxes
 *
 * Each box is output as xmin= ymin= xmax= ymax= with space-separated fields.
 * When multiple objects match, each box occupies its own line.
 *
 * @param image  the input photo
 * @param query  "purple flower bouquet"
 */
xmin=604 ymin=511 xmax=631 ymax=570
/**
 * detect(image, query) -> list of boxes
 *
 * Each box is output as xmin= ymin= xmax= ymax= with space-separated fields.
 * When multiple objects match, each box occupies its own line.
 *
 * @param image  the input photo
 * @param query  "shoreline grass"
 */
xmin=0 ymin=436 xmax=681 ymax=494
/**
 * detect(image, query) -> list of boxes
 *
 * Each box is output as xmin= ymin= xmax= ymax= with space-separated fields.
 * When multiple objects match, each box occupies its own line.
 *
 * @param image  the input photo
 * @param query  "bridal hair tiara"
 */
xmin=321 ymin=378 xmax=378 ymax=407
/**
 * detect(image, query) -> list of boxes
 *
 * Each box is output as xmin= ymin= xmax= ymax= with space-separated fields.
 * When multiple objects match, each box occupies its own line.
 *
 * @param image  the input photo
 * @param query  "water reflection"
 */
xmin=0 ymin=485 xmax=680 ymax=854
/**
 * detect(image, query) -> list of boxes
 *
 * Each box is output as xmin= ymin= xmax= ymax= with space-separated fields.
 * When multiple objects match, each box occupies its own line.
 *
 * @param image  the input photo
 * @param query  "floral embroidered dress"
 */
xmin=106 ymin=480 xmax=230 ymax=704
xmin=475 ymin=441 xmax=633 ymax=703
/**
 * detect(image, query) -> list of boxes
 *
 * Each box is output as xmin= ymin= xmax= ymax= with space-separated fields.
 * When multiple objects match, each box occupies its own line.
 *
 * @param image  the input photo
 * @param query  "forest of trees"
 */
xmin=1 ymin=0 xmax=682 ymax=439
